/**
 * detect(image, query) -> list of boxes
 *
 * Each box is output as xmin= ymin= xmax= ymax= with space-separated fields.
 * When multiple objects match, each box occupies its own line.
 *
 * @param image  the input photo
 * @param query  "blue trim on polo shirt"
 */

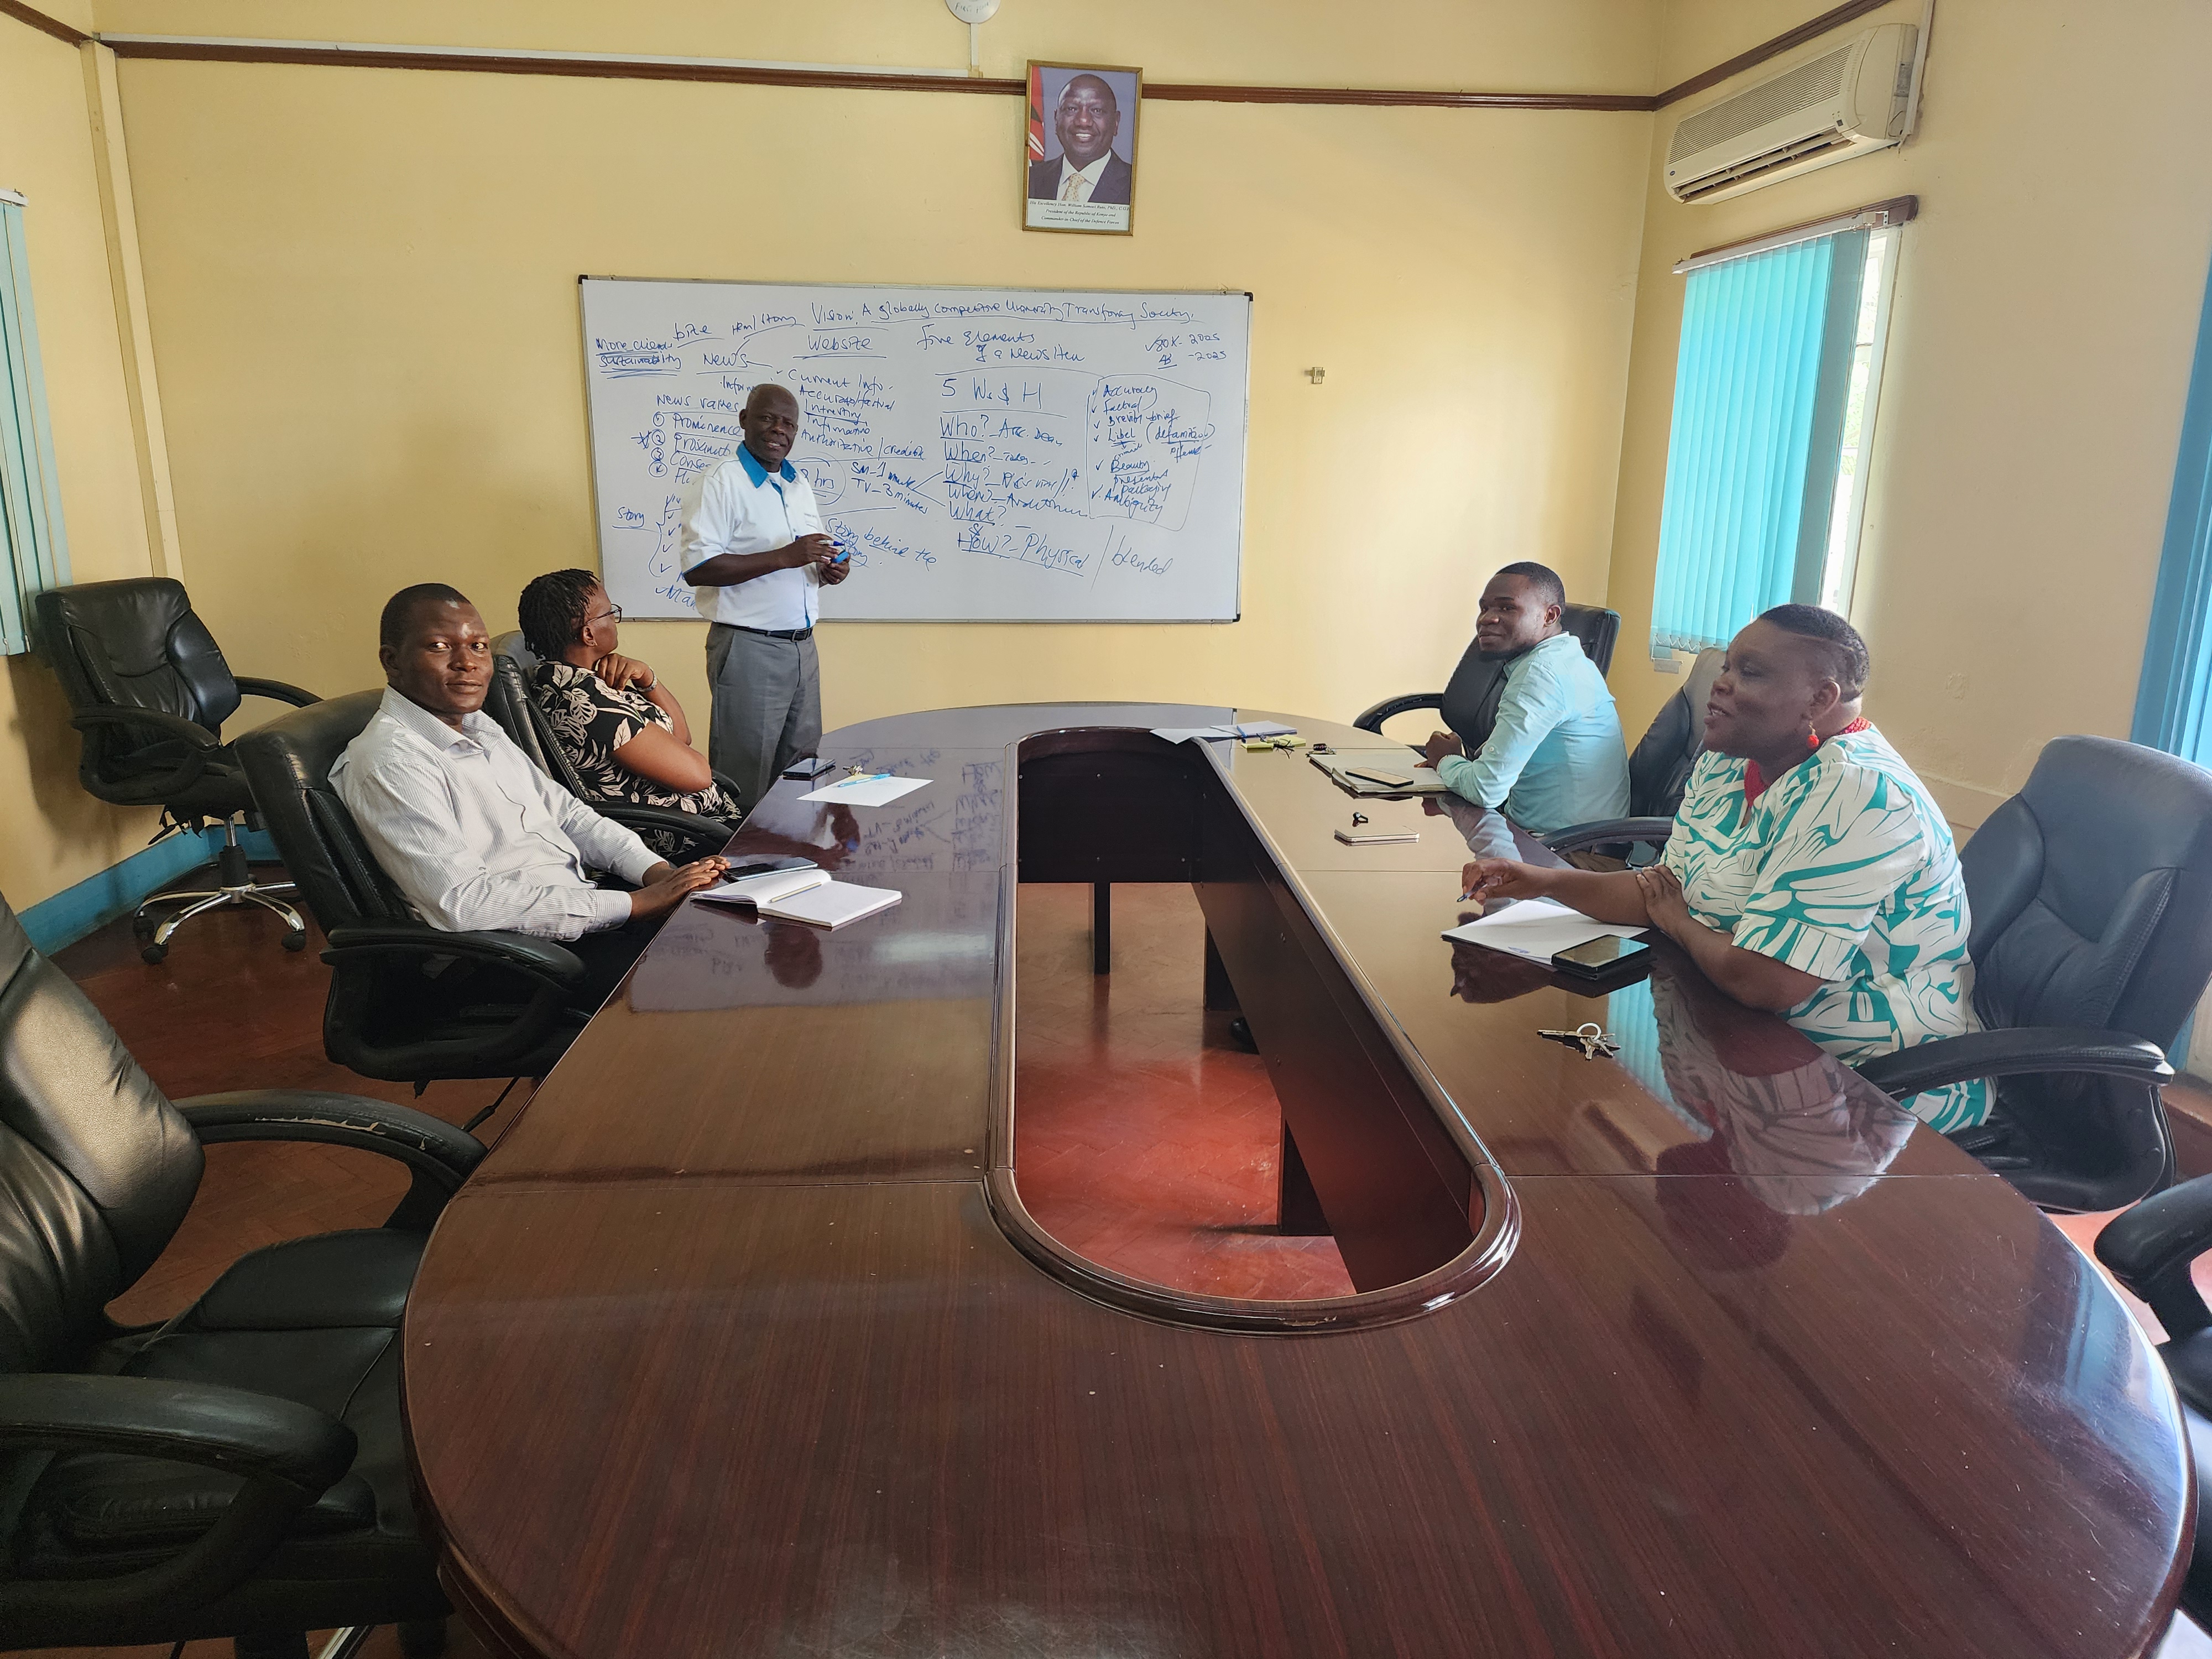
xmin=736 ymin=443 xmax=798 ymax=487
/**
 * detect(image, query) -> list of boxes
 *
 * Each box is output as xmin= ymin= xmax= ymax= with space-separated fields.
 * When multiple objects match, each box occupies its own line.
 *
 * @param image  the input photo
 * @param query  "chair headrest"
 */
xmin=2022 ymin=735 xmax=2212 ymax=919
xmin=1560 ymin=605 xmax=1621 ymax=678
xmin=33 ymin=577 xmax=241 ymax=734
xmin=491 ymin=631 xmax=541 ymax=670
xmin=1681 ymin=648 xmax=1725 ymax=751
xmin=234 ymin=688 xmax=384 ymax=794
xmin=35 ymin=578 xmax=192 ymax=680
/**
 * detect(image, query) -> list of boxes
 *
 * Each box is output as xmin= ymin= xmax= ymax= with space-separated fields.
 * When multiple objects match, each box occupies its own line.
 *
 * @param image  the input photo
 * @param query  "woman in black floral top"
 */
xmin=518 ymin=570 xmax=740 ymax=837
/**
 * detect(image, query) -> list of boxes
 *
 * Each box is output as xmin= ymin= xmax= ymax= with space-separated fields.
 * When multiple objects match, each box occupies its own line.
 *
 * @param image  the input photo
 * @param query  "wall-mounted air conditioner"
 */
xmin=1665 ymin=23 xmax=1919 ymax=206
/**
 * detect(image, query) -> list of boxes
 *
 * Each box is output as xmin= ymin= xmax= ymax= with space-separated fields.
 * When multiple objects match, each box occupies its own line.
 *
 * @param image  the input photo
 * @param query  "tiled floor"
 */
xmin=1013 ymin=881 xmax=1355 ymax=1300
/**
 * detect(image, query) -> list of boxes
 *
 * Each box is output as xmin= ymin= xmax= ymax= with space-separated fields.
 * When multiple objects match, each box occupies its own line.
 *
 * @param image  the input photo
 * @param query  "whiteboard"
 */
xmin=578 ymin=279 xmax=1250 ymax=623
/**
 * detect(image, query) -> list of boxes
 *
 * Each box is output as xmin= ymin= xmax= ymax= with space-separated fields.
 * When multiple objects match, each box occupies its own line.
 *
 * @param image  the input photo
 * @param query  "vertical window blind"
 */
xmin=0 ymin=195 xmax=71 ymax=657
xmin=1650 ymin=228 xmax=1868 ymax=659
xmin=2131 ymin=250 xmax=2212 ymax=767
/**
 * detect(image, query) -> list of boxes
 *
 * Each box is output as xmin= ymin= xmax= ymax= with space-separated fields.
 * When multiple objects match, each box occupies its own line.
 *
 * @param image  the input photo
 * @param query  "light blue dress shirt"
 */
xmin=1435 ymin=631 xmax=1631 ymax=836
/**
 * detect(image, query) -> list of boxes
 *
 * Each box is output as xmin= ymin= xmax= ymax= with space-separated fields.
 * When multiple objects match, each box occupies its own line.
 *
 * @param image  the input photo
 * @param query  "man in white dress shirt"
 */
xmin=679 ymin=382 xmax=852 ymax=811
xmin=332 ymin=584 xmax=727 ymax=1010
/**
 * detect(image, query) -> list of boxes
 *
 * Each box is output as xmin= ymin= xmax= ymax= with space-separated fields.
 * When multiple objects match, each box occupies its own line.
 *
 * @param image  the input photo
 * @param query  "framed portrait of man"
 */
xmin=1024 ymin=61 xmax=1142 ymax=235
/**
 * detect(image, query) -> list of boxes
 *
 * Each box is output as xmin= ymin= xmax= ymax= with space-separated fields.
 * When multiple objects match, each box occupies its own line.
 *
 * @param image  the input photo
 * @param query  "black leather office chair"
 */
xmin=1542 ymin=646 xmax=1726 ymax=859
xmin=483 ymin=632 xmax=736 ymax=859
xmin=234 ymin=691 xmax=591 ymax=1089
xmin=35 ymin=578 xmax=320 ymax=963
xmin=1851 ymin=736 xmax=2212 ymax=1212
xmin=0 ymin=885 xmax=469 ymax=1657
xmin=1354 ymin=603 xmax=1621 ymax=751
xmin=2094 ymin=1186 xmax=2212 ymax=1624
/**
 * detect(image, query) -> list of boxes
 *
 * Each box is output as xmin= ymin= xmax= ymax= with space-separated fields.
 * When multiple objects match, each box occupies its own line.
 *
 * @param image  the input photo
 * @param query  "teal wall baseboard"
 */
xmin=19 ymin=826 xmax=281 ymax=956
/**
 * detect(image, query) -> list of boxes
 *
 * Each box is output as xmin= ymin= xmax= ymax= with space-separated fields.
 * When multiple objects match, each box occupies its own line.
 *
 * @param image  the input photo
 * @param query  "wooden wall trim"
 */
xmin=101 ymin=41 xmax=1025 ymax=96
xmin=0 ymin=0 xmax=89 ymax=46
xmin=76 ymin=3 xmax=1882 ymax=116
xmin=1653 ymin=0 xmax=1895 ymax=107
xmin=1145 ymin=84 xmax=1656 ymax=111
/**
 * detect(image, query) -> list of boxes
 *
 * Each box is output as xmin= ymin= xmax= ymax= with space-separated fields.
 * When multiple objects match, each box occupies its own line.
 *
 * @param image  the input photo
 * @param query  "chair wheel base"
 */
xmin=140 ymin=941 xmax=169 ymax=964
xmin=283 ymin=931 xmax=308 ymax=952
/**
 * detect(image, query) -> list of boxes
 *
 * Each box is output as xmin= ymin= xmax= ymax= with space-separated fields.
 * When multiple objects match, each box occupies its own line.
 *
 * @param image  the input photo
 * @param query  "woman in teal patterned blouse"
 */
xmin=1462 ymin=604 xmax=1987 ymax=1131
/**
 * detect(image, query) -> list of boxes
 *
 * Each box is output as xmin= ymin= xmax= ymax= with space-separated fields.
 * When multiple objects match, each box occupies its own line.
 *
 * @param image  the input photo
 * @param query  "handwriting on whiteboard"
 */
xmin=581 ymin=283 xmax=1248 ymax=623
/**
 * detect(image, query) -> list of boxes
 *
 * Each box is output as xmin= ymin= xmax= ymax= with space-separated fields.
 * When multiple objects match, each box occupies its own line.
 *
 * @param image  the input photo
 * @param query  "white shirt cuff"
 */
xmin=612 ymin=839 xmax=663 ymax=888
xmin=586 ymin=888 xmax=637 ymax=933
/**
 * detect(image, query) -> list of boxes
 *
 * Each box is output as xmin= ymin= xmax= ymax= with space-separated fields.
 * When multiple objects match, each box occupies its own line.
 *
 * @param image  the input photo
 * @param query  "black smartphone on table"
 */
xmin=1552 ymin=935 xmax=1652 ymax=977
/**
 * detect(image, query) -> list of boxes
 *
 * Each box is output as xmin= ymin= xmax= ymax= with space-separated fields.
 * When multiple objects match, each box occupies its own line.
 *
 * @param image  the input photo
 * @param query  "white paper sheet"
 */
xmin=1442 ymin=897 xmax=1647 ymax=965
xmin=798 ymin=773 xmax=933 ymax=806
xmin=1151 ymin=721 xmax=1298 ymax=744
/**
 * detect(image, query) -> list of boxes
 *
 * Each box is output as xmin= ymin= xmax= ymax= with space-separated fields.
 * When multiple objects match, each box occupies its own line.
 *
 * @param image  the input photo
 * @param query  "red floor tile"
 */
xmin=1012 ymin=883 xmax=1354 ymax=1301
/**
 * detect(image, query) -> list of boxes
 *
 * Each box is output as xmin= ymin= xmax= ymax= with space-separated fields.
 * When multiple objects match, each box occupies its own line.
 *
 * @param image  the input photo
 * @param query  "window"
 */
xmin=2131 ymin=246 xmax=2212 ymax=767
xmin=1649 ymin=213 xmax=1903 ymax=663
xmin=0 ymin=191 xmax=71 ymax=656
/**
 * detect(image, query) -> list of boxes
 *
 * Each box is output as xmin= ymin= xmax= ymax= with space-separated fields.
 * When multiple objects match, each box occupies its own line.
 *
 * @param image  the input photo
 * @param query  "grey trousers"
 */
xmin=705 ymin=624 xmax=821 ymax=812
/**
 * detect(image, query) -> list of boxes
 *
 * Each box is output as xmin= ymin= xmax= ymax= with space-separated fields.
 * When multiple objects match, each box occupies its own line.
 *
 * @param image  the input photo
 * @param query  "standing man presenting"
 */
xmin=680 ymin=381 xmax=851 ymax=811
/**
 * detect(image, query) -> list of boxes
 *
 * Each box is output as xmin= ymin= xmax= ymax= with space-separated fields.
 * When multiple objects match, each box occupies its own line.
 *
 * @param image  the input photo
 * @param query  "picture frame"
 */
xmin=1023 ymin=61 xmax=1142 ymax=236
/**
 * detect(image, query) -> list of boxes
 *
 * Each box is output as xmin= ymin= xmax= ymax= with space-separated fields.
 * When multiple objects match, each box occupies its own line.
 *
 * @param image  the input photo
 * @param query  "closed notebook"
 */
xmin=692 ymin=867 xmax=902 ymax=930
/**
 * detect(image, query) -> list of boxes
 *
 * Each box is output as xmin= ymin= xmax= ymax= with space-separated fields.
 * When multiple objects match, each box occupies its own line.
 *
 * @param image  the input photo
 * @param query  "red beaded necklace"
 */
xmin=1744 ymin=717 xmax=1870 ymax=807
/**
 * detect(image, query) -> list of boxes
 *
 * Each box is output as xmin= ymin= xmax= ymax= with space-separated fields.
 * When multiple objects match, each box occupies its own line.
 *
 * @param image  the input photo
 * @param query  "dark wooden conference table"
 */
xmin=403 ymin=703 xmax=2191 ymax=1659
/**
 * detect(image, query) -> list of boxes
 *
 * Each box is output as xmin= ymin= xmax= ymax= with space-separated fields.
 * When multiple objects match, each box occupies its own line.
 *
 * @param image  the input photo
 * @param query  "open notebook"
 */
xmin=691 ymin=866 xmax=903 ymax=931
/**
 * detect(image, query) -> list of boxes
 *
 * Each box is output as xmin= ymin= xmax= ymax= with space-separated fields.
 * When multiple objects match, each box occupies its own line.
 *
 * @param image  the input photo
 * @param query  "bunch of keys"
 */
xmin=1539 ymin=1022 xmax=1619 ymax=1061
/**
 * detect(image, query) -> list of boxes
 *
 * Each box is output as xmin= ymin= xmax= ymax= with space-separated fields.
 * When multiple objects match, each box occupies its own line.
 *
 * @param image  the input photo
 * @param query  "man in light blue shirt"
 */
xmin=1418 ymin=562 xmax=1630 ymax=837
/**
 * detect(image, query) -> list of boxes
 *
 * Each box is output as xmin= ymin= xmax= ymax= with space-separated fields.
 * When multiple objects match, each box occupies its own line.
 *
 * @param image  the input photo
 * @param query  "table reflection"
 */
xmin=1422 ymin=793 xmax=1522 ymax=864
xmin=629 ymin=872 xmax=1001 ymax=1011
xmin=1446 ymin=920 xmax=1919 ymax=1233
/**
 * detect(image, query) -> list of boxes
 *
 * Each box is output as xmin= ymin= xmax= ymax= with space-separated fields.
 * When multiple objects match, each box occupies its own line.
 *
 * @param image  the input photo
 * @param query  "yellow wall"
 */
xmin=13 ymin=0 xmax=2212 ymax=914
xmin=0 ymin=13 xmax=169 ymax=910
xmin=103 ymin=1 xmax=1656 ymax=763
xmin=1611 ymin=0 xmax=2212 ymax=825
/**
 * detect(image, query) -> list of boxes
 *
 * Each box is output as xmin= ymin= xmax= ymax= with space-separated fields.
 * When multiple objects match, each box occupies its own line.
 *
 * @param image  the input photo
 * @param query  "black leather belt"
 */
xmin=726 ymin=624 xmax=813 ymax=641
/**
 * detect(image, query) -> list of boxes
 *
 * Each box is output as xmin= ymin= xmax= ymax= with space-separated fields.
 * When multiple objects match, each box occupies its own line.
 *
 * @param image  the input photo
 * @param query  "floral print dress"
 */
xmin=529 ymin=660 xmax=738 ymax=847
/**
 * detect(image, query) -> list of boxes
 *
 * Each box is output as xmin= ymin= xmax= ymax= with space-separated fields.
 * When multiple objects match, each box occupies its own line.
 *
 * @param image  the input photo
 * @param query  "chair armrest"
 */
xmin=68 ymin=706 xmax=221 ymax=749
xmin=599 ymin=805 xmax=735 ymax=859
xmin=176 ymin=1092 xmax=484 ymax=1185
xmin=178 ymin=1091 xmax=484 ymax=1229
xmin=2096 ymin=1174 xmax=2212 ymax=1339
xmin=1543 ymin=816 xmax=1677 ymax=856
xmin=322 ymin=925 xmax=585 ymax=985
xmin=0 ymin=1374 xmax=353 ymax=1634
xmin=1352 ymin=693 xmax=1442 ymax=735
xmin=1852 ymin=1026 xmax=2172 ymax=1098
xmin=232 ymin=675 xmax=320 ymax=708
xmin=67 ymin=707 xmax=222 ymax=800
xmin=0 ymin=1372 xmax=353 ymax=1489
